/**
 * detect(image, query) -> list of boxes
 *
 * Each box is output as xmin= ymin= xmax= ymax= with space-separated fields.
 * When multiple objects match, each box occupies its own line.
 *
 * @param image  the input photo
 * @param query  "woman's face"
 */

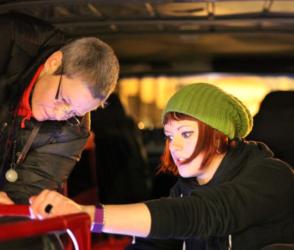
xmin=164 ymin=119 xmax=204 ymax=178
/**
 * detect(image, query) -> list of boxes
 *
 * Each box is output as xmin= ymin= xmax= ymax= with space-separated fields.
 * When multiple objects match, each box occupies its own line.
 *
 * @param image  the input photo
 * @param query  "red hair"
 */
xmin=158 ymin=112 xmax=230 ymax=176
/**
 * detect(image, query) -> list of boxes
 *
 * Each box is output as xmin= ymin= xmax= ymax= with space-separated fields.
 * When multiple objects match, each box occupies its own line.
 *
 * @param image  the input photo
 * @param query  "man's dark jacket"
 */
xmin=0 ymin=12 xmax=90 ymax=204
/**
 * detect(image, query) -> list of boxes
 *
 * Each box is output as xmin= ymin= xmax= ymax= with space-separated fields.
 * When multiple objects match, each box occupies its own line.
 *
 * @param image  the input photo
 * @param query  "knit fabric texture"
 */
xmin=162 ymin=83 xmax=253 ymax=139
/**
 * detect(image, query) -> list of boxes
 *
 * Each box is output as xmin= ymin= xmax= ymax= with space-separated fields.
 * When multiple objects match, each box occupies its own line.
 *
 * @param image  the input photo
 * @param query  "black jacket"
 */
xmin=0 ymin=12 xmax=90 ymax=204
xmin=127 ymin=141 xmax=294 ymax=250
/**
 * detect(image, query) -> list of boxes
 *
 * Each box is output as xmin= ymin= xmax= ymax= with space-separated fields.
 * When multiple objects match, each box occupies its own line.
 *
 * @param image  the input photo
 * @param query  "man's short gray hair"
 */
xmin=56 ymin=37 xmax=119 ymax=99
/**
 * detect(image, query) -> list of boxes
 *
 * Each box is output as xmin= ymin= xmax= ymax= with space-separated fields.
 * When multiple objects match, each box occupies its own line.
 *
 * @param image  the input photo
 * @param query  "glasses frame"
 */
xmin=55 ymin=65 xmax=81 ymax=127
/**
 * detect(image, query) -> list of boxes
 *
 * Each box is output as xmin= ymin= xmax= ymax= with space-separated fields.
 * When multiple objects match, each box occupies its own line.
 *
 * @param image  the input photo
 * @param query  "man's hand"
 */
xmin=0 ymin=192 xmax=14 ymax=204
xmin=30 ymin=189 xmax=85 ymax=219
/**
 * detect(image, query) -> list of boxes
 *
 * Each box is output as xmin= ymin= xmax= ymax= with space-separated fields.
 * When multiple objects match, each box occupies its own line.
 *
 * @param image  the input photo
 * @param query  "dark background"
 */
xmin=1 ymin=0 xmax=294 ymax=77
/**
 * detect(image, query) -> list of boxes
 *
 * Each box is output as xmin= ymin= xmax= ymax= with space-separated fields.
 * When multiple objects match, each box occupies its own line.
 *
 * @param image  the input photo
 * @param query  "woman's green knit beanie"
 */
xmin=162 ymin=83 xmax=253 ymax=139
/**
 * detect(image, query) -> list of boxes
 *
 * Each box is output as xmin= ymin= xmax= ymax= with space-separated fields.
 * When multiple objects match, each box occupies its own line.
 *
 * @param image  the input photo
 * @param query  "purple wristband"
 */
xmin=91 ymin=205 xmax=104 ymax=233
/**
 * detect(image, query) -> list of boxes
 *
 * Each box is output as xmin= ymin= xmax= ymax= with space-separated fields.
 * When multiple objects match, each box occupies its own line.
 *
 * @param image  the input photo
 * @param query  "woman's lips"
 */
xmin=173 ymin=156 xmax=185 ymax=166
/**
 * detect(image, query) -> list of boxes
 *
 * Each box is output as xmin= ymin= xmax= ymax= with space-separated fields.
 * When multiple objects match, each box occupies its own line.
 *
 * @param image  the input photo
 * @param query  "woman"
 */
xmin=30 ymin=83 xmax=294 ymax=250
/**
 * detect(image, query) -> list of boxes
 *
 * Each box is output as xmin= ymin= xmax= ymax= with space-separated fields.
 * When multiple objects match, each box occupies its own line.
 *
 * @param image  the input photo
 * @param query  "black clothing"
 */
xmin=90 ymin=94 xmax=152 ymax=204
xmin=248 ymin=91 xmax=294 ymax=167
xmin=0 ymin=12 xmax=90 ymax=204
xmin=127 ymin=141 xmax=294 ymax=250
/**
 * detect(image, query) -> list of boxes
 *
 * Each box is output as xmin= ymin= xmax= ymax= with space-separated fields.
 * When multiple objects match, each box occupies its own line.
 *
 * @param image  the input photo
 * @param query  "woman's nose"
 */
xmin=170 ymin=138 xmax=182 ymax=152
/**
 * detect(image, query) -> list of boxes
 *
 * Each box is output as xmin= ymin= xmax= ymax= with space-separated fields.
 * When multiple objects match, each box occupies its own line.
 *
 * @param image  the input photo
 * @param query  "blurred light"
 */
xmin=120 ymin=78 xmax=140 ymax=96
xmin=119 ymin=73 xmax=294 ymax=128
xmin=155 ymin=76 xmax=176 ymax=109
xmin=140 ymin=77 xmax=155 ymax=104
xmin=119 ymin=78 xmax=140 ymax=115
xmin=138 ymin=121 xmax=145 ymax=130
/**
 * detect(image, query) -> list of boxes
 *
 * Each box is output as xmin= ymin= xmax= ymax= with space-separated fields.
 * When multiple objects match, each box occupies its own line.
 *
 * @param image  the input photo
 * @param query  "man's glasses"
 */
xmin=55 ymin=66 xmax=81 ymax=127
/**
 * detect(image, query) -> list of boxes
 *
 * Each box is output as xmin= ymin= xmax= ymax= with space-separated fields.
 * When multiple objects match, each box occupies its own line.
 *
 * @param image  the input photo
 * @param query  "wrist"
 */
xmin=82 ymin=205 xmax=95 ymax=221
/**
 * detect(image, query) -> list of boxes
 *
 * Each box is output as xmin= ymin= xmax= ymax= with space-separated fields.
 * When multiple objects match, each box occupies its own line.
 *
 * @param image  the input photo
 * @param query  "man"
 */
xmin=0 ymin=12 xmax=119 ymax=205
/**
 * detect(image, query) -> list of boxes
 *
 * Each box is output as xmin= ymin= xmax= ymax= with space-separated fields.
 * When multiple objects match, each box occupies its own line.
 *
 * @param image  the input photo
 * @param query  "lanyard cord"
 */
xmin=4 ymin=122 xmax=41 ymax=183
xmin=16 ymin=123 xmax=41 ymax=166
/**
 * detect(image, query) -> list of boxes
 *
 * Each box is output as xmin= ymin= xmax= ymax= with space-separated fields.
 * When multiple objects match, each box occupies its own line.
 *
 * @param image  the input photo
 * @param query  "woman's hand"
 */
xmin=0 ymin=191 xmax=14 ymax=204
xmin=30 ymin=189 xmax=87 ymax=219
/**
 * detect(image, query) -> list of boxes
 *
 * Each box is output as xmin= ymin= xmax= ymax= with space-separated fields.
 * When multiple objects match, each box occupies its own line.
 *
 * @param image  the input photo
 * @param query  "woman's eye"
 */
xmin=182 ymin=131 xmax=193 ymax=138
xmin=164 ymin=135 xmax=173 ymax=141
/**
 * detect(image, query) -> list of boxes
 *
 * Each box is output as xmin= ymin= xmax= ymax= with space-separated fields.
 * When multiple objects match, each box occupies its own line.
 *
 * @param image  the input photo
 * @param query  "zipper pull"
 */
xmin=0 ymin=122 xmax=8 ymax=133
xmin=0 ymin=122 xmax=8 ymax=140
xmin=5 ymin=163 xmax=18 ymax=182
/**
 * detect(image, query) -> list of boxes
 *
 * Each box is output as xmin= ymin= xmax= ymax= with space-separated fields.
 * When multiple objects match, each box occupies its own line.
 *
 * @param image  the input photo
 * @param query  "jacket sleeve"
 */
xmin=0 ymin=14 xmax=15 ymax=106
xmin=3 ymin=115 xmax=91 ymax=204
xmin=145 ymin=159 xmax=294 ymax=239
xmin=0 ymin=15 xmax=13 ymax=75
xmin=0 ymin=12 xmax=64 ymax=78
xmin=0 ymin=12 xmax=65 ymax=109
xmin=126 ymin=237 xmax=182 ymax=250
xmin=126 ymin=183 xmax=183 ymax=250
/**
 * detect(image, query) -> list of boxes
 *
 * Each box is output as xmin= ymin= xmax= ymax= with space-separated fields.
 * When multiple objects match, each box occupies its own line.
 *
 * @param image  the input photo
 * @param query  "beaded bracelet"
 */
xmin=91 ymin=204 xmax=104 ymax=233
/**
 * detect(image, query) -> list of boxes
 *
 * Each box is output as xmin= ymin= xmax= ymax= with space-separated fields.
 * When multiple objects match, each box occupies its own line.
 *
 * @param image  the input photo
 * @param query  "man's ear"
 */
xmin=43 ymin=51 xmax=63 ymax=75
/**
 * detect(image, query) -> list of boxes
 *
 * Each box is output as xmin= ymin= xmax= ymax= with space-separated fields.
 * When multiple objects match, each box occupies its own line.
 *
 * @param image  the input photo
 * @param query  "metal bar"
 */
xmin=52 ymin=17 xmax=294 ymax=27
xmin=65 ymin=29 xmax=294 ymax=37
xmin=0 ymin=0 xmax=79 ymax=9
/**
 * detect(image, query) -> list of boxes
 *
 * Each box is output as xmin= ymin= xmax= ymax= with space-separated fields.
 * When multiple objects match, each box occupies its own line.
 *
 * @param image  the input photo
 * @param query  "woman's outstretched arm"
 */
xmin=30 ymin=189 xmax=151 ymax=237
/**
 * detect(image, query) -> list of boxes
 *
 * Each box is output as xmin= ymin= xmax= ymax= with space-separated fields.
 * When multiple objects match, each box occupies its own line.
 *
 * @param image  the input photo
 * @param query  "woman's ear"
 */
xmin=43 ymin=51 xmax=63 ymax=75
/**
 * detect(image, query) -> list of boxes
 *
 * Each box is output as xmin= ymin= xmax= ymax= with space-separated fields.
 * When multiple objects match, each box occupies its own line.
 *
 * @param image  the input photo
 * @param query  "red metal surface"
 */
xmin=0 ymin=205 xmax=91 ymax=250
xmin=0 ymin=204 xmax=30 ymax=216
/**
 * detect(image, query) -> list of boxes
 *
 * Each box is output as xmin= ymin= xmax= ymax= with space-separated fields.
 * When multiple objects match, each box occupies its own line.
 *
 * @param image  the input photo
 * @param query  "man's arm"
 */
xmin=3 ymin=117 xmax=90 ymax=204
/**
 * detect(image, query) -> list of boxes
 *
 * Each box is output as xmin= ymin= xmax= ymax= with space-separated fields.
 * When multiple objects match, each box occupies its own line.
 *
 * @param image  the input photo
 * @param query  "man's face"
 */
xmin=31 ymin=72 xmax=103 ymax=122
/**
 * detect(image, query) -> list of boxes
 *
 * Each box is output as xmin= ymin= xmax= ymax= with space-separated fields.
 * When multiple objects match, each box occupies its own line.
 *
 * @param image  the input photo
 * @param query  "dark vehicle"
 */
xmin=0 ymin=0 xmax=294 ymax=76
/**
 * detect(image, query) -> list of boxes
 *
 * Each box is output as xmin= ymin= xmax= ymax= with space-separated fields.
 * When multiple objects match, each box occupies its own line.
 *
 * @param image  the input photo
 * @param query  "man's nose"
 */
xmin=54 ymin=106 xmax=68 ymax=120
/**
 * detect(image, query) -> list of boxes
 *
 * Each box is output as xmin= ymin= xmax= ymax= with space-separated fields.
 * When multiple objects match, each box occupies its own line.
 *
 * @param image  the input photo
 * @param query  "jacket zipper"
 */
xmin=228 ymin=234 xmax=232 ymax=250
xmin=0 ymin=122 xmax=8 ymax=140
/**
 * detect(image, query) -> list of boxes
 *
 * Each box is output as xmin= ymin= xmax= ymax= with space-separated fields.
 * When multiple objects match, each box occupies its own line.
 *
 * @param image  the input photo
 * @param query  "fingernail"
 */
xmin=37 ymin=214 xmax=43 ymax=220
xmin=29 ymin=207 xmax=35 ymax=219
